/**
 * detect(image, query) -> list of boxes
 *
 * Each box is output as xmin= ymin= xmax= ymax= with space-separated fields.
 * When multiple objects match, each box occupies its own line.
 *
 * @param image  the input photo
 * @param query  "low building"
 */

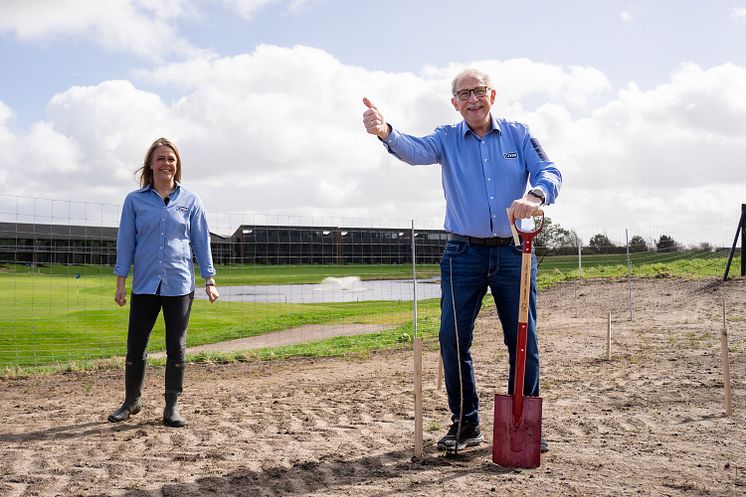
xmin=0 ymin=222 xmax=448 ymax=268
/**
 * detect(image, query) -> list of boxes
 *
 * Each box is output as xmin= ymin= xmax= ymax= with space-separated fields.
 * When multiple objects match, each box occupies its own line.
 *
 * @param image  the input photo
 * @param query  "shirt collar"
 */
xmin=459 ymin=115 xmax=501 ymax=137
xmin=137 ymin=181 xmax=181 ymax=194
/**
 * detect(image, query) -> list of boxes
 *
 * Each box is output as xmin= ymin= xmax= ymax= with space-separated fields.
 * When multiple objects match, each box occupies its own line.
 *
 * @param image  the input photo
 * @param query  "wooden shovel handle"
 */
xmin=513 ymin=249 xmax=533 ymax=425
xmin=511 ymin=211 xmax=543 ymax=426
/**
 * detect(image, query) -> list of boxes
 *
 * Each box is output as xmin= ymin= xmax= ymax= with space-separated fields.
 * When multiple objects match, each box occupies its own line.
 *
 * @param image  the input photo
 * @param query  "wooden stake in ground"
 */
xmin=437 ymin=353 xmax=443 ymax=390
xmin=413 ymin=338 xmax=424 ymax=457
xmin=411 ymin=220 xmax=424 ymax=457
xmin=607 ymin=312 xmax=612 ymax=361
xmin=721 ymin=298 xmax=733 ymax=417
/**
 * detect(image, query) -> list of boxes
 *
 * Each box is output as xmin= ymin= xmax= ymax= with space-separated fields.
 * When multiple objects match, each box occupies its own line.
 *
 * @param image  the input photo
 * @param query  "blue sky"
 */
xmin=1 ymin=0 xmax=745 ymax=243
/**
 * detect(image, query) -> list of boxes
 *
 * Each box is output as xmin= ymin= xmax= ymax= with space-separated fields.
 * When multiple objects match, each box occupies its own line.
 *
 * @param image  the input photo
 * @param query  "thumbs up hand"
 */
xmin=362 ymin=97 xmax=390 ymax=139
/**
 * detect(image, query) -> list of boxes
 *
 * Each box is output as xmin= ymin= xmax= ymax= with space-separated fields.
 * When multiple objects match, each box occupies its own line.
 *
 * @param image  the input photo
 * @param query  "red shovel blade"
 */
xmin=492 ymin=393 xmax=542 ymax=468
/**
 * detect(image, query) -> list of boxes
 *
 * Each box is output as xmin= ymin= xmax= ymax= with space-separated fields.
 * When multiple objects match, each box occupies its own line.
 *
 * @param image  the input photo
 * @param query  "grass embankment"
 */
xmin=0 ymin=252 xmax=738 ymax=375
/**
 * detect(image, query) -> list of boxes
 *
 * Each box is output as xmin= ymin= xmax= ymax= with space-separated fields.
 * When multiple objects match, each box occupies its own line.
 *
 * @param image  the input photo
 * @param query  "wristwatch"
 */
xmin=205 ymin=278 xmax=216 ymax=287
xmin=527 ymin=188 xmax=545 ymax=205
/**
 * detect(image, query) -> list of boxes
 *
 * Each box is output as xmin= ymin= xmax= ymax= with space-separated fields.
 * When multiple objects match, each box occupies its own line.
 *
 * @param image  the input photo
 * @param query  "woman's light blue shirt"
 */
xmin=114 ymin=183 xmax=216 ymax=296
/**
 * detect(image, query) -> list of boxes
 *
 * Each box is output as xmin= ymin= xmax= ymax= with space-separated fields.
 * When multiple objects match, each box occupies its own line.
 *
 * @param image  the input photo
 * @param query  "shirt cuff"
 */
xmin=379 ymin=124 xmax=394 ymax=143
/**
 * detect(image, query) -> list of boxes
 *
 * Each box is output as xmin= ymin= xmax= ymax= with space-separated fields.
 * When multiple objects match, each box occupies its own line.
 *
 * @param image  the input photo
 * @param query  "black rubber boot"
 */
xmin=163 ymin=360 xmax=186 ymax=428
xmin=108 ymin=359 xmax=146 ymax=423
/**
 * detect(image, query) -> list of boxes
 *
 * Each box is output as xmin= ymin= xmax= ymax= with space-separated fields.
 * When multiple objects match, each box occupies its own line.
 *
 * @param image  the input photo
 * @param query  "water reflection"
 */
xmin=195 ymin=277 xmax=441 ymax=303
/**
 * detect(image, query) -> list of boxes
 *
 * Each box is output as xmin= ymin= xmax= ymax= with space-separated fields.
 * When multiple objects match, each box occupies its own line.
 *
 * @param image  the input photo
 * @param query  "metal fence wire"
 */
xmin=0 ymin=194 xmax=743 ymax=369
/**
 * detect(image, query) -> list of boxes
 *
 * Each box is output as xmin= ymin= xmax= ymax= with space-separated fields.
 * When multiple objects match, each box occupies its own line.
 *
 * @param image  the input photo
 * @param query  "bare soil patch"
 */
xmin=1 ymin=277 xmax=744 ymax=496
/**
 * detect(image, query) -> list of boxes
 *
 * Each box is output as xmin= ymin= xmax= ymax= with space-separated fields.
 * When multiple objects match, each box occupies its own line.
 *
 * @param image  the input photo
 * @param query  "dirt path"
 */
xmin=149 ymin=324 xmax=394 ymax=359
xmin=1 ymin=277 xmax=744 ymax=496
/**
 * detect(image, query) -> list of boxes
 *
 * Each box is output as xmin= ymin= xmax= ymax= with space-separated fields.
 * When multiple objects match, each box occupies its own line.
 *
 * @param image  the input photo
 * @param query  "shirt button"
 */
xmin=490 ymin=196 xmax=494 ymax=200
xmin=484 ymin=158 xmax=488 ymax=162
xmin=487 ymin=177 xmax=491 ymax=181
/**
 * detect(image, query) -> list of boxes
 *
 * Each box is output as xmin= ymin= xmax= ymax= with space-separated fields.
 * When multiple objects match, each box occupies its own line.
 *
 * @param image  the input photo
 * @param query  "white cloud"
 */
xmin=620 ymin=10 xmax=633 ymax=22
xmin=423 ymin=59 xmax=612 ymax=112
xmin=222 ymin=0 xmax=313 ymax=19
xmin=46 ymin=80 xmax=190 ymax=174
xmin=221 ymin=0 xmax=308 ymax=18
xmin=0 ymin=100 xmax=16 ymax=125
xmin=0 ymin=0 xmax=204 ymax=60
xmin=2 ymin=47 xmax=745 ymax=238
xmin=287 ymin=0 xmax=313 ymax=12
xmin=556 ymin=63 xmax=746 ymax=188
xmin=542 ymin=62 xmax=746 ymax=235
xmin=0 ymin=117 xmax=83 ymax=197
xmin=731 ymin=7 xmax=746 ymax=21
xmin=221 ymin=0 xmax=272 ymax=18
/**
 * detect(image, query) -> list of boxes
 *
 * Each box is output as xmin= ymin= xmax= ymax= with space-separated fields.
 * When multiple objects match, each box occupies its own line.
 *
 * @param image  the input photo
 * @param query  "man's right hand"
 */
xmin=362 ymin=97 xmax=390 ymax=139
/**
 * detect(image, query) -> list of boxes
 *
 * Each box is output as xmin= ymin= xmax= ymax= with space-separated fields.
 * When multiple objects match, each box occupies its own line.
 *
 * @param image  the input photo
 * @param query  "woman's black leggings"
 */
xmin=125 ymin=291 xmax=195 ymax=363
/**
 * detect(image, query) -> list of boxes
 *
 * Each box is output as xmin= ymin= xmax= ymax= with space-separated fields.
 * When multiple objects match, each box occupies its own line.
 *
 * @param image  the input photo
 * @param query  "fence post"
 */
xmin=411 ymin=220 xmax=423 ymax=458
xmin=411 ymin=220 xmax=418 ymax=336
xmin=577 ymin=235 xmax=582 ymax=276
xmin=721 ymin=298 xmax=733 ymax=416
xmin=606 ymin=312 xmax=612 ymax=361
xmin=625 ymin=228 xmax=633 ymax=320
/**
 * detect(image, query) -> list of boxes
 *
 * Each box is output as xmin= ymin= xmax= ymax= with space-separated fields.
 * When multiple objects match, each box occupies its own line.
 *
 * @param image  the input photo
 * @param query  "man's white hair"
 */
xmin=451 ymin=68 xmax=492 ymax=94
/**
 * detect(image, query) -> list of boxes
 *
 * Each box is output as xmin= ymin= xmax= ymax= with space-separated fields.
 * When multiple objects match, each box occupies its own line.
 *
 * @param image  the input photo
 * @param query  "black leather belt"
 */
xmin=447 ymin=233 xmax=514 ymax=246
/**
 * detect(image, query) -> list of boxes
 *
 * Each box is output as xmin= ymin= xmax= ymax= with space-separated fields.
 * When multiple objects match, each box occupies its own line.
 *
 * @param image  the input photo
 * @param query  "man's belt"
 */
xmin=447 ymin=233 xmax=514 ymax=246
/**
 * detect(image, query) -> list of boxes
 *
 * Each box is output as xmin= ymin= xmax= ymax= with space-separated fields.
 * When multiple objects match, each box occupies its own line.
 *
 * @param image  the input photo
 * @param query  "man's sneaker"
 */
xmin=540 ymin=436 xmax=549 ymax=453
xmin=437 ymin=421 xmax=484 ymax=451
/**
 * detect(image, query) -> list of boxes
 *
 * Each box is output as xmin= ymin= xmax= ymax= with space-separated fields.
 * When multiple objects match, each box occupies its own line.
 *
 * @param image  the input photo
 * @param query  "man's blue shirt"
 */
xmin=382 ymin=115 xmax=562 ymax=238
xmin=114 ymin=183 xmax=216 ymax=296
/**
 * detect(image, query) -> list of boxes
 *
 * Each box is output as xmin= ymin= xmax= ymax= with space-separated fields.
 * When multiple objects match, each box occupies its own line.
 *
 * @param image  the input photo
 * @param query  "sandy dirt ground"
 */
xmin=1 ymin=277 xmax=744 ymax=497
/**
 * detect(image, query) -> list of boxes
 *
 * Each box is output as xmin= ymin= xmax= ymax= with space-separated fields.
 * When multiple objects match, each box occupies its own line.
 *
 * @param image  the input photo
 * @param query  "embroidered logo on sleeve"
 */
xmin=531 ymin=138 xmax=549 ymax=161
xmin=503 ymin=152 xmax=518 ymax=159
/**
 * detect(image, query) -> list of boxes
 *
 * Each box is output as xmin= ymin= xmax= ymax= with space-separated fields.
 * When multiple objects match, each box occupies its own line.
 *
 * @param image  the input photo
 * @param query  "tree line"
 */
xmin=535 ymin=218 xmax=688 ymax=255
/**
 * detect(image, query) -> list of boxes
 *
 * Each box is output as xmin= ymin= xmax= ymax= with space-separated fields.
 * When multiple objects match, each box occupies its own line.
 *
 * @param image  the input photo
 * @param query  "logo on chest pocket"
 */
xmin=503 ymin=152 xmax=518 ymax=159
xmin=177 ymin=206 xmax=188 ymax=213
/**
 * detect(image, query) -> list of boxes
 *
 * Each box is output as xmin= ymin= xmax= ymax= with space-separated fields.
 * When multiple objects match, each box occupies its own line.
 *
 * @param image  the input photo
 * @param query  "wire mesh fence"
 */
xmin=0 ymin=194 xmax=743 ymax=370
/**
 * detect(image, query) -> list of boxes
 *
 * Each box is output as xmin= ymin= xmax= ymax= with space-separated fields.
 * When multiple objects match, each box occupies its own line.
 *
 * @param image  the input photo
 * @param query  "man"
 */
xmin=362 ymin=68 xmax=561 ymax=452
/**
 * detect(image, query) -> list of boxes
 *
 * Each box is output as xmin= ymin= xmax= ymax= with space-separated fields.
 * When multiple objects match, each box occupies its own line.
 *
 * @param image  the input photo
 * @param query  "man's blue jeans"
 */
xmin=439 ymin=240 xmax=540 ymax=425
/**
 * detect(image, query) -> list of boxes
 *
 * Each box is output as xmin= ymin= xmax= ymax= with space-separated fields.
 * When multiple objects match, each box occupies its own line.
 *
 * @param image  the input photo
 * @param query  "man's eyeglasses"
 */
xmin=453 ymin=86 xmax=490 ymax=101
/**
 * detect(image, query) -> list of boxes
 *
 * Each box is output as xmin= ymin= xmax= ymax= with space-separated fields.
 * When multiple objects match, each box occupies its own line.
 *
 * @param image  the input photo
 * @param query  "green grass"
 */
xmin=0 ymin=251 xmax=739 ymax=374
xmin=536 ymin=252 xmax=736 ymax=289
xmin=0 ymin=263 xmax=442 ymax=371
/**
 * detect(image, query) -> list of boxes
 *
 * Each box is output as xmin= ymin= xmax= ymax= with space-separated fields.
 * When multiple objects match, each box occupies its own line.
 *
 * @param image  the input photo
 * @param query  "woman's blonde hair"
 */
xmin=136 ymin=137 xmax=183 ymax=187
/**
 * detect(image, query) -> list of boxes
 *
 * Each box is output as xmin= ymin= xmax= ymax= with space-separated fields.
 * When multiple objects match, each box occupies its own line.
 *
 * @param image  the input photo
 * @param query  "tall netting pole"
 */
xmin=723 ymin=203 xmax=745 ymax=281
xmin=741 ymin=203 xmax=745 ymax=277
xmin=412 ymin=220 xmax=424 ymax=457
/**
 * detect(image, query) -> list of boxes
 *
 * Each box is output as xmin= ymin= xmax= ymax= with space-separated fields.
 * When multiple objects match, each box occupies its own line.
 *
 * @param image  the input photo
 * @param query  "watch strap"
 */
xmin=528 ymin=188 xmax=545 ymax=205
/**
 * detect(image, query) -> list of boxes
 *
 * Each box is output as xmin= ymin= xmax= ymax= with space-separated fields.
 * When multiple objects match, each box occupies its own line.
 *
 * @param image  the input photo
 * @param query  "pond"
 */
xmin=194 ymin=276 xmax=442 ymax=303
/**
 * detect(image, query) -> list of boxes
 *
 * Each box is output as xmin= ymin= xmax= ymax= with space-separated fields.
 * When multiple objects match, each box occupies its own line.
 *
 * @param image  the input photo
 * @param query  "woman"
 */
xmin=109 ymin=137 xmax=220 ymax=427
